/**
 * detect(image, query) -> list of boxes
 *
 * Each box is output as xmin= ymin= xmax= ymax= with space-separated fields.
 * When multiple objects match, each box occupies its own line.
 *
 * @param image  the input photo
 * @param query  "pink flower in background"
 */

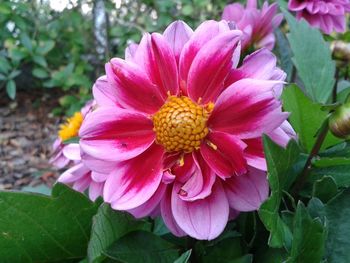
xmin=222 ymin=0 xmax=283 ymax=52
xmin=51 ymin=101 xmax=106 ymax=201
xmin=288 ymin=0 xmax=350 ymax=34
xmin=79 ymin=20 xmax=295 ymax=240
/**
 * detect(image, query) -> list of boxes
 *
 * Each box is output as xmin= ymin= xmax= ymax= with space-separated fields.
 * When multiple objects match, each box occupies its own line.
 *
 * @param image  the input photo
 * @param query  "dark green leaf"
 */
xmin=87 ymin=204 xmax=151 ymax=263
xmin=6 ymin=80 xmax=16 ymax=99
xmin=311 ymin=165 xmax=350 ymax=188
xmin=8 ymin=70 xmax=21 ymax=79
xmin=37 ymin=40 xmax=55 ymax=55
xmin=282 ymin=84 xmax=341 ymax=152
xmin=275 ymin=28 xmax=293 ymax=81
xmin=32 ymin=68 xmax=49 ymax=79
xmin=259 ymin=136 xmax=300 ymax=248
xmin=281 ymin=7 xmax=335 ymax=103
xmin=0 ymin=183 xmax=98 ymax=262
xmin=62 ymin=137 xmax=80 ymax=144
xmin=105 ymin=231 xmax=180 ymax=263
xmin=325 ymin=189 xmax=350 ymax=263
xmin=286 ymin=202 xmax=327 ymax=263
xmin=312 ymin=176 xmax=338 ymax=203
xmin=174 ymin=250 xmax=191 ymax=263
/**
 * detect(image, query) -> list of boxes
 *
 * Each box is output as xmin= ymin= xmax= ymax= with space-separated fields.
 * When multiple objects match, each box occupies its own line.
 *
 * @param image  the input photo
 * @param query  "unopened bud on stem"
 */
xmin=329 ymin=102 xmax=350 ymax=139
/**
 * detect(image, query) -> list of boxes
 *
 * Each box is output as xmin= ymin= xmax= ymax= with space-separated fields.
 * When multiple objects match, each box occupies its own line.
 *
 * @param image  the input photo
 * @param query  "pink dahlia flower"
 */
xmin=222 ymin=0 xmax=283 ymax=52
xmin=288 ymin=0 xmax=350 ymax=34
xmin=51 ymin=101 xmax=106 ymax=201
xmin=80 ymin=20 xmax=295 ymax=240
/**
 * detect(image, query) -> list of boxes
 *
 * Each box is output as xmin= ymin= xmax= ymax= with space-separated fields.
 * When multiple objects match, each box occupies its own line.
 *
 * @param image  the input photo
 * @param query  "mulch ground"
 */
xmin=0 ymin=89 xmax=64 ymax=190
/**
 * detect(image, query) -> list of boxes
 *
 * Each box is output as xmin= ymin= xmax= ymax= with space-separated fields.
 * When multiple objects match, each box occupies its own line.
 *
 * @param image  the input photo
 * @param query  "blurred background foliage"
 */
xmin=0 ymin=0 xmax=229 ymax=116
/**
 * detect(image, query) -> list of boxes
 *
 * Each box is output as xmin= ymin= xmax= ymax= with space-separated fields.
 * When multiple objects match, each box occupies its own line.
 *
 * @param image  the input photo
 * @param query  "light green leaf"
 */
xmin=281 ymin=7 xmax=335 ymax=103
xmin=32 ymin=55 xmax=48 ymax=67
xmin=282 ymin=84 xmax=341 ymax=152
xmin=174 ymin=250 xmax=192 ymax=263
xmin=105 ymin=231 xmax=180 ymax=263
xmin=0 ymin=57 xmax=11 ymax=74
xmin=20 ymin=33 xmax=33 ymax=52
xmin=6 ymin=80 xmax=16 ymax=99
xmin=0 ymin=183 xmax=98 ymax=262
xmin=37 ymin=40 xmax=55 ymax=55
xmin=32 ymin=68 xmax=49 ymax=79
xmin=286 ymin=202 xmax=327 ymax=263
xmin=87 ymin=203 xmax=151 ymax=263
xmin=259 ymin=136 xmax=300 ymax=248
xmin=325 ymin=189 xmax=350 ymax=263
xmin=8 ymin=70 xmax=21 ymax=79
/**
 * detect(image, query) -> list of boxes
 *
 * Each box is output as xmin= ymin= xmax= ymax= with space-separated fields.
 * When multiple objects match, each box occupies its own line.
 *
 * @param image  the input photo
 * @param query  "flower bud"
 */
xmin=329 ymin=102 xmax=350 ymax=139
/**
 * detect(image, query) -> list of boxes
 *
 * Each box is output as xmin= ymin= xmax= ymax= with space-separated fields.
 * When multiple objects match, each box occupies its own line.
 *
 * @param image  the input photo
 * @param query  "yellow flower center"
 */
xmin=152 ymin=96 xmax=213 ymax=153
xmin=58 ymin=112 xmax=83 ymax=141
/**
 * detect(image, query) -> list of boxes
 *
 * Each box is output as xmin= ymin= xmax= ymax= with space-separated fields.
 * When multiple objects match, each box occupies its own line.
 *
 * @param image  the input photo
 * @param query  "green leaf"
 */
xmin=275 ymin=28 xmax=293 ymax=81
xmin=32 ymin=55 xmax=48 ymax=67
xmin=37 ymin=40 xmax=55 ymax=55
xmin=174 ymin=250 xmax=192 ymax=263
xmin=8 ymin=70 xmax=21 ymax=79
xmin=62 ymin=137 xmax=80 ymax=144
xmin=32 ymin=68 xmax=49 ymax=79
xmin=282 ymin=84 xmax=341 ymax=152
xmin=312 ymin=176 xmax=338 ymax=203
xmin=259 ymin=136 xmax=300 ymax=248
xmin=20 ymin=33 xmax=33 ymax=52
xmin=105 ymin=231 xmax=180 ymax=263
xmin=6 ymin=80 xmax=16 ymax=99
xmin=0 ymin=3 xmax=11 ymax=14
xmin=87 ymin=203 xmax=151 ymax=263
xmin=0 ymin=183 xmax=98 ymax=262
xmin=281 ymin=7 xmax=335 ymax=103
xmin=0 ymin=73 xmax=6 ymax=81
xmin=9 ymin=48 xmax=27 ymax=62
xmin=325 ymin=189 xmax=350 ymax=263
xmin=311 ymin=165 xmax=350 ymax=188
xmin=286 ymin=202 xmax=327 ymax=263
xmin=0 ymin=56 xmax=11 ymax=74
xmin=229 ymin=255 xmax=253 ymax=263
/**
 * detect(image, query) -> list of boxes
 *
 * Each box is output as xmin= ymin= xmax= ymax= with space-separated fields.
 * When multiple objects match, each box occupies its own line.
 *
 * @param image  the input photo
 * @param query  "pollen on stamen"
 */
xmin=152 ymin=96 xmax=214 ymax=153
xmin=58 ymin=112 xmax=83 ymax=141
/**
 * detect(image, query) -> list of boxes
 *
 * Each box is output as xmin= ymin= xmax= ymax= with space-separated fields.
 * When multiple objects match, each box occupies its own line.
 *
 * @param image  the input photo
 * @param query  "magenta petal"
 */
xmin=243 ymin=138 xmax=267 ymax=171
xmin=151 ymin=33 xmax=179 ymax=96
xmin=187 ymin=30 xmax=242 ymax=103
xmin=160 ymin=186 xmax=186 ymax=237
xmin=163 ymin=21 xmax=193 ymax=64
xmin=93 ymin=75 xmax=119 ymax=107
xmin=209 ymin=79 xmax=288 ymax=139
xmin=179 ymin=20 xmax=231 ymax=88
xmin=79 ymin=107 xmax=155 ymax=162
xmin=200 ymin=132 xmax=247 ymax=179
xmin=104 ymin=143 xmax=164 ymax=210
xmin=128 ymin=183 xmax=166 ymax=218
xmin=178 ymin=153 xmax=216 ymax=201
xmin=171 ymin=180 xmax=229 ymax=240
xmin=62 ymin=143 xmax=81 ymax=161
xmin=107 ymin=59 xmax=164 ymax=114
xmin=224 ymin=167 xmax=268 ymax=212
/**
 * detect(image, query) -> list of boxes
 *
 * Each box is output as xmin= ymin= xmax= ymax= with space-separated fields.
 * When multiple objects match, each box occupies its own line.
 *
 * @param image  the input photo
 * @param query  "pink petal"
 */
xmin=243 ymin=138 xmax=267 ymax=171
xmin=89 ymin=181 xmax=104 ymax=201
xmin=200 ymin=131 xmax=247 ymax=179
xmin=72 ymin=174 xmax=92 ymax=192
xmin=178 ymin=153 xmax=216 ymax=201
xmin=171 ymin=180 xmax=229 ymax=240
xmin=151 ymin=33 xmax=179 ymax=96
xmin=160 ymin=186 xmax=186 ymax=237
xmin=267 ymin=120 xmax=297 ymax=148
xmin=79 ymin=107 xmax=155 ymax=162
xmin=224 ymin=167 xmax=268 ymax=212
xmin=93 ymin=75 xmax=119 ymax=107
xmin=179 ymin=20 xmax=231 ymax=91
xmin=187 ymin=30 xmax=242 ymax=104
xmin=81 ymin=151 xmax=116 ymax=175
xmin=209 ymin=79 xmax=288 ymax=139
xmin=128 ymin=183 xmax=166 ymax=218
xmin=91 ymin=171 xmax=108 ymax=183
xmin=125 ymin=43 xmax=138 ymax=61
xmin=58 ymin=163 xmax=89 ymax=184
xmin=62 ymin=143 xmax=81 ymax=161
xmin=171 ymin=153 xmax=196 ymax=183
xmin=163 ymin=21 xmax=193 ymax=64
xmin=104 ymin=143 xmax=164 ymax=210
xmin=222 ymin=3 xmax=245 ymax=21
xmin=107 ymin=58 xmax=165 ymax=114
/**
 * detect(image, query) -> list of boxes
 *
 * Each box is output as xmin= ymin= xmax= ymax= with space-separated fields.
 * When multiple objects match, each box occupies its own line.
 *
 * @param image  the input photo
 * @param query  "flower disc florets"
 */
xmin=152 ymin=96 xmax=213 ymax=152
xmin=58 ymin=112 xmax=83 ymax=141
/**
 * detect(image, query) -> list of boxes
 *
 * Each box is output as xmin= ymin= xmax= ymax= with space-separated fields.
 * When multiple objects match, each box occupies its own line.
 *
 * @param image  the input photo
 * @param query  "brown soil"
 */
xmin=0 ymin=89 xmax=63 ymax=190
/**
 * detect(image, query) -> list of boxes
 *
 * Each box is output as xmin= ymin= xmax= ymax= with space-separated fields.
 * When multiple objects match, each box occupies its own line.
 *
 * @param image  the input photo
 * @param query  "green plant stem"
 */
xmin=291 ymin=118 xmax=329 ymax=197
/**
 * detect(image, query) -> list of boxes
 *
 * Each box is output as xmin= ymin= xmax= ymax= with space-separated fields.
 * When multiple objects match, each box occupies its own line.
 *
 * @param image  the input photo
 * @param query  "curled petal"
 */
xmin=62 ymin=143 xmax=81 ymax=161
xmin=171 ymin=180 xmax=229 ymax=240
xmin=224 ymin=167 xmax=268 ymax=212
